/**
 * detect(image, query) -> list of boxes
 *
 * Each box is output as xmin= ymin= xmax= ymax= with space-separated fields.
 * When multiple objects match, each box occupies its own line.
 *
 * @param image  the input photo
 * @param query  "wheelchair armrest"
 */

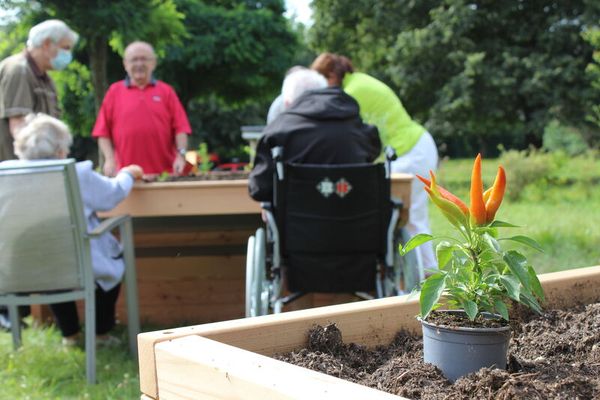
xmin=88 ymin=214 xmax=131 ymax=237
xmin=390 ymin=197 xmax=403 ymax=211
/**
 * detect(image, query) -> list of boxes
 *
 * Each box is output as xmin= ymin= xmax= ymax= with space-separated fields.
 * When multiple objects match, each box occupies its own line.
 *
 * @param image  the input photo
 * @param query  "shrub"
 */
xmin=498 ymin=147 xmax=562 ymax=201
xmin=542 ymin=120 xmax=589 ymax=156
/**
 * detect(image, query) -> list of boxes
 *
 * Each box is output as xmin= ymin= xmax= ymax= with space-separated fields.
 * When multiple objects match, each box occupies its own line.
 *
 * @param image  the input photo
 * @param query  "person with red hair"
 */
xmin=311 ymin=53 xmax=439 ymax=271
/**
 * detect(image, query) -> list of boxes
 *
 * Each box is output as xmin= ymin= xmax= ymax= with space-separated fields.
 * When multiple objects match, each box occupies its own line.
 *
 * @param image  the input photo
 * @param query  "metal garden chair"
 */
xmin=0 ymin=159 xmax=140 ymax=384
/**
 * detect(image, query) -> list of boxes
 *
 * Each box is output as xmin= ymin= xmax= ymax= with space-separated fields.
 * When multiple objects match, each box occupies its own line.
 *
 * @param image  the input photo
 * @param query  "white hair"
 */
xmin=27 ymin=20 xmax=79 ymax=49
xmin=281 ymin=69 xmax=327 ymax=106
xmin=14 ymin=113 xmax=73 ymax=160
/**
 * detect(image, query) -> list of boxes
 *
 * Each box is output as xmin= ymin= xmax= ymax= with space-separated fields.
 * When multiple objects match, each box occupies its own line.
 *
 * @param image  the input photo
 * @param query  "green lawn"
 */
xmin=2 ymin=155 xmax=599 ymax=398
xmin=0 ymin=323 xmax=139 ymax=399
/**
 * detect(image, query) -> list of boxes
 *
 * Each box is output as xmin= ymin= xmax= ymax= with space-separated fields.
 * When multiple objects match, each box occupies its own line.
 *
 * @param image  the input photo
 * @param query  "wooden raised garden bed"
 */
xmin=137 ymin=265 xmax=600 ymax=399
xmin=96 ymin=174 xmax=412 ymax=326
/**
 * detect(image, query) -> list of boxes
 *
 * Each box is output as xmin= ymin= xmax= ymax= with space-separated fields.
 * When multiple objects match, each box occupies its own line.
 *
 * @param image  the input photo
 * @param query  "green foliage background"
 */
xmin=310 ymin=0 xmax=600 ymax=157
xmin=0 ymin=0 xmax=310 ymax=162
xmin=1 ymin=1 xmax=599 ymax=160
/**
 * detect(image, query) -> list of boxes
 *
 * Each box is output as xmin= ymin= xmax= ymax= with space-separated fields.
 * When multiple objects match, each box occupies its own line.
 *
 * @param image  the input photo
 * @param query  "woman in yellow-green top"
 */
xmin=311 ymin=53 xmax=439 ymax=271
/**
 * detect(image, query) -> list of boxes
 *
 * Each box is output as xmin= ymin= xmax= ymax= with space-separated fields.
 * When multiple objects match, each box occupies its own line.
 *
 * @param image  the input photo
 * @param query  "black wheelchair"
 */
xmin=245 ymin=147 xmax=423 ymax=317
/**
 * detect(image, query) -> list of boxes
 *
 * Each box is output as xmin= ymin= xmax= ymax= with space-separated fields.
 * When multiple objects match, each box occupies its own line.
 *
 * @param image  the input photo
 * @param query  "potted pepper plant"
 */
xmin=400 ymin=154 xmax=546 ymax=382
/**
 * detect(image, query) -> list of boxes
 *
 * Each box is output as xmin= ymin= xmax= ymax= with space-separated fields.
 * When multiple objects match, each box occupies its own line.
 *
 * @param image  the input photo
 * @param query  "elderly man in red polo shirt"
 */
xmin=92 ymin=41 xmax=191 ymax=176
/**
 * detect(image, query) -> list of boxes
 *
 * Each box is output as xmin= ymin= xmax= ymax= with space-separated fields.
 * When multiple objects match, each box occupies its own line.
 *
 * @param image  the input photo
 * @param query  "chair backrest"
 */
xmin=0 ymin=159 xmax=90 ymax=294
xmin=274 ymin=162 xmax=392 ymax=292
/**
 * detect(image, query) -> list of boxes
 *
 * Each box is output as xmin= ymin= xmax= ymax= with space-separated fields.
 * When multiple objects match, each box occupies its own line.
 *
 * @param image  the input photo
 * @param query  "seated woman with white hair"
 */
xmin=1 ymin=112 xmax=143 ymax=346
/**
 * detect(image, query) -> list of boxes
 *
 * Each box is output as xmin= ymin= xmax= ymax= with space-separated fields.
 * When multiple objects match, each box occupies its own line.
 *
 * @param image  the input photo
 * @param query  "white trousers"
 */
xmin=391 ymin=131 xmax=439 ymax=270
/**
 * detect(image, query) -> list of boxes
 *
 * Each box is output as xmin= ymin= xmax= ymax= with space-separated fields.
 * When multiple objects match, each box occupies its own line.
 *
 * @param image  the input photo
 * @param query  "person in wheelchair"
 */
xmin=248 ymin=68 xmax=381 ymax=201
xmin=246 ymin=70 xmax=419 ymax=317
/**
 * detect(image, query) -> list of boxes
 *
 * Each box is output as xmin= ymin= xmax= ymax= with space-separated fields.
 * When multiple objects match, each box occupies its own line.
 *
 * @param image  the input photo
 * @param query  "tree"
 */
xmin=157 ymin=0 xmax=297 ymax=106
xmin=310 ymin=0 xmax=600 ymax=156
xmin=154 ymin=0 xmax=300 ymax=158
xmin=583 ymin=27 xmax=600 ymax=138
xmin=1 ymin=0 xmax=303 ymax=160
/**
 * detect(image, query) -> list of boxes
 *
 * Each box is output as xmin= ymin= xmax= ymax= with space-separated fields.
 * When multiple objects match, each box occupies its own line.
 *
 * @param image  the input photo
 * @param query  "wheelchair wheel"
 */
xmin=245 ymin=228 xmax=270 ymax=317
xmin=395 ymin=228 xmax=424 ymax=295
xmin=382 ymin=260 xmax=401 ymax=297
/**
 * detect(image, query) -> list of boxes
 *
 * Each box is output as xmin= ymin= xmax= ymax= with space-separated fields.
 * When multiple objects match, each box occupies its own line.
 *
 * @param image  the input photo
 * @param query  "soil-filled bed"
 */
xmin=275 ymin=303 xmax=600 ymax=399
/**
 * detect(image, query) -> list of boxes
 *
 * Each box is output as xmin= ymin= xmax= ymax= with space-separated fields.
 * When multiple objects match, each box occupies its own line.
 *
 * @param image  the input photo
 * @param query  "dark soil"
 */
xmin=143 ymin=170 xmax=250 ymax=182
xmin=275 ymin=303 xmax=600 ymax=399
xmin=424 ymin=310 xmax=509 ymax=329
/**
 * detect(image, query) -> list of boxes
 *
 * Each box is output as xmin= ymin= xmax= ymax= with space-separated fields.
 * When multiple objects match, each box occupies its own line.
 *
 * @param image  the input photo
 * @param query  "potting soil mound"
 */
xmin=275 ymin=303 xmax=600 ymax=399
xmin=144 ymin=171 xmax=250 ymax=182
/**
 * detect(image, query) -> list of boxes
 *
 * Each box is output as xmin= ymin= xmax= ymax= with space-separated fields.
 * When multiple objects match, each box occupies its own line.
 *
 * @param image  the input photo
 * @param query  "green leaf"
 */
xmin=499 ymin=275 xmax=521 ymax=301
xmin=503 ymin=250 xmax=530 ymax=287
xmin=400 ymin=233 xmax=434 ymax=256
xmin=436 ymin=241 xmax=454 ymax=269
xmin=489 ymin=220 xmax=520 ymax=228
xmin=482 ymin=233 xmax=501 ymax=252
xmin=493 ymin=299 xmax=509 ymax=320
xmin=419 ymin=273 xmax=446 ymax=319
xmin=463 ymin=299 xmax=478 ymax=320
xmin=499 ymin=235 xmax=544 ymax=252
xmin=527 ymin=265 xmax=545 ymax=301
xmin=520 ymin=292 xmax=543 ymax=315
xmin=479 ymin=248 xmax=501 ymax=266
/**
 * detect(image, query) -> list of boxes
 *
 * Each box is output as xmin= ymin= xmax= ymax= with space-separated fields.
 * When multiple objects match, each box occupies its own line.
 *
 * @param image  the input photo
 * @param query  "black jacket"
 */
xmin=248 ymin=87 xmax=381 ymax=201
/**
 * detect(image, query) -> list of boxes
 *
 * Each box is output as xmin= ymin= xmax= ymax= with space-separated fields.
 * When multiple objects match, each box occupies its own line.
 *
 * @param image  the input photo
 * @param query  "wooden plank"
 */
xmin=391 ymin=173 xmax=412 ymax=224
xmin=139 ymin=265 xmax=600 ymax=399
xmin=154 ymin=335 xmax=403 ymax=400
xmin=133 ymin=230 xmax=253 ymax=248
xmin=136 ymin=255 xmax=246 ymax=279
xmin=135 ymin=304 xmax=244 ymax=327
xmin=133 ymin=280 xmax=244 ymax=306
xmin=104 ymin=180 xmax=261 ymax=217
xmin=101 ymin=175 xmax=413 ymax=218
xmin=116 ymin=255 xmax=246 ymax=325
xmin=140 ymin=293 xmax=421 ymax=397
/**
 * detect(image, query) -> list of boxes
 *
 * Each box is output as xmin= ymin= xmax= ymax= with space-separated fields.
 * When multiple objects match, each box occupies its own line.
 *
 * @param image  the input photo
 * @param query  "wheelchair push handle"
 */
xmin=271 ymin=146 xmax=284 ymax=181
xmin=384 ymin=145 xmax=397 ymax=162
xmin=384 ymin=145 xmax=397 ymax=178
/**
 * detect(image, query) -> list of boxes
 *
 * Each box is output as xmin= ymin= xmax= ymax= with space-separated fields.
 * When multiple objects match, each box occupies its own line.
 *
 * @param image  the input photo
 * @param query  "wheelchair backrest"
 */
xmin=275 ymin=162 xmax=391 ymax=256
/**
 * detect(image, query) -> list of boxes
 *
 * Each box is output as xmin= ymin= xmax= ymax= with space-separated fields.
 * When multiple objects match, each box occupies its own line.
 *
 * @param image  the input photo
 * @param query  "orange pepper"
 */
xmin=423 ymin=185 xmax=469 ymax=228
xmin=485 ymin=166 xmax=506 ymax=223
xmin=417 ymin=173 xmax=469 ymax=217
xmin=469 ymin=154 xmax=487 ymax=226
xmin=483 ymin=187 xmax=492 ymax=203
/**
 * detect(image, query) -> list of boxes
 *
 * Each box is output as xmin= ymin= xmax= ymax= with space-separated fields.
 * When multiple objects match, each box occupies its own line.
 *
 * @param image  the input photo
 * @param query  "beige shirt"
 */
xmin=0 ymin=51 xmax=60 ymax=160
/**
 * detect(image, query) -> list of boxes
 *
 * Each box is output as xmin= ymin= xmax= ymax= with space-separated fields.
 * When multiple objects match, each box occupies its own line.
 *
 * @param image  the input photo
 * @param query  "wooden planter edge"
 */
xmin=139 ymin=265 xmax=600 ymax=399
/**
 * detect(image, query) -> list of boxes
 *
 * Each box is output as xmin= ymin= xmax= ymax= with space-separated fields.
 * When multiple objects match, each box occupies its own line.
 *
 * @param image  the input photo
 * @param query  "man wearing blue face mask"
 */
xmin=0 ymin=19 xmax=78 ymax=161
xmin=0 ymin=19 xmax=78 ymax=330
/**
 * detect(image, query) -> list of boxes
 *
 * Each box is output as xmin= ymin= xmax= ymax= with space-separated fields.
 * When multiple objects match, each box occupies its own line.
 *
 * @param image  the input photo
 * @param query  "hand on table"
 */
xmin=121 ymin=164 xmax=144 ymax=180
xmin=172 ymin=154 xmax=186 ymax=176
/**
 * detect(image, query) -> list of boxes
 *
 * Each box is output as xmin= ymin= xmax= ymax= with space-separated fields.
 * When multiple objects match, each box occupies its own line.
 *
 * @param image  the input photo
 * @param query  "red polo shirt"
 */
xmin=92 ymin=79 xmax=191 ymax=174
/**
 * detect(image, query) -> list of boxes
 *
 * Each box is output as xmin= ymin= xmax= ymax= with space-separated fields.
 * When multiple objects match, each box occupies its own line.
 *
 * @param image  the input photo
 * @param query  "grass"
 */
xmin=1 ymin=154 xmax=599 ymax=397
xmin=0 ymin=322 xmax=140 ymax=399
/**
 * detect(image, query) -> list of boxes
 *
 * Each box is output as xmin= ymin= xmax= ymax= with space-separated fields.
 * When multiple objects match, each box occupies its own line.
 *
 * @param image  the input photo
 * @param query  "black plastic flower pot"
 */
xmin=419 ymin=310 xmax=511 ymax=382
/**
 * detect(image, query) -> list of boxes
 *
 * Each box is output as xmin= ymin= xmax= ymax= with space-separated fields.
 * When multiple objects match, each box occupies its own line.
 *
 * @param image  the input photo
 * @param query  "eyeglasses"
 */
xmin=125 ymin=56 xmax=155 ymax=64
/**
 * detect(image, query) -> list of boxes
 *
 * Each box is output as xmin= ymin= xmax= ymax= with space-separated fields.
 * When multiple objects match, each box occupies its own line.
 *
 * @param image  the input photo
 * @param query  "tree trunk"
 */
xmin=88 ymin=35 xmax=108 ymax=167
xmin=88 ymin=35 xmax=108 ymax=112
